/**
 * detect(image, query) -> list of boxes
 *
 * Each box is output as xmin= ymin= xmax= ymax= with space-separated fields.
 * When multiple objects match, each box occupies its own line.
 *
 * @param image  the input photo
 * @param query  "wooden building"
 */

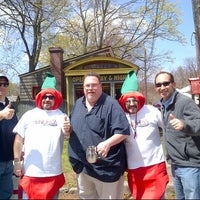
xmin=19 ymin=46 xmax=139 ymax=114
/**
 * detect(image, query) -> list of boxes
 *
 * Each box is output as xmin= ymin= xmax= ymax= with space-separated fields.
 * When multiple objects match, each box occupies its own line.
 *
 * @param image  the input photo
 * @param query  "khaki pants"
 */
xmin=77 ymin=172 xmax=124 ymax=199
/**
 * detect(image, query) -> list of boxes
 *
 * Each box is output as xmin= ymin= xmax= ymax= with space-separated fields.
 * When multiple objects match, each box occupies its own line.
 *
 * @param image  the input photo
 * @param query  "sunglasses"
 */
xmin=155 ymin=81 xmax=171 ymax=88
xmin=42 ymin=95 xmax=54 ymax=100
xmin=0 ymin=83 xmax=9 ymax=87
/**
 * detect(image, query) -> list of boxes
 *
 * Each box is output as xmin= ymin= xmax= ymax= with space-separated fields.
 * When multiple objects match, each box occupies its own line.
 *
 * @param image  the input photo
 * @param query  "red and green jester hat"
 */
xmin=35 ymin=72 xmax=63 ymax=110
xmin=118 ymin=70 xmax=145 ymax=113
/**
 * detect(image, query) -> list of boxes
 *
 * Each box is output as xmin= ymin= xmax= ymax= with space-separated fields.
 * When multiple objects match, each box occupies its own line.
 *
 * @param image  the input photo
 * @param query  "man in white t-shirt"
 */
xmin=13 ymin=72 xmax=71 ymax=199
xmin=118 ymin=70 xmax=169 ymax=199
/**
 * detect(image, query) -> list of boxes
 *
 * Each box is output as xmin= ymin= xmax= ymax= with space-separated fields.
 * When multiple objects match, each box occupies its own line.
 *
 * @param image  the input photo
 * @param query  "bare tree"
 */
xmin=172 ymin=58 xmax=199 ymax=88
xmin=0 ymin=0 xmax=68 ymax=72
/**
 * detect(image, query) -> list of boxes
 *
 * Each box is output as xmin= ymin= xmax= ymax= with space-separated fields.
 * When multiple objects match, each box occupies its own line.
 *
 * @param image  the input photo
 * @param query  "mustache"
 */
xmin=128 ymin=105 xmax=137 ymax=109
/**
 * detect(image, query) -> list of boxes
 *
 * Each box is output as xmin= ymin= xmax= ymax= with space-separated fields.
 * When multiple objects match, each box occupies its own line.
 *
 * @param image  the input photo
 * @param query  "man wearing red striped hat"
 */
xmin=119 ymin=70 xmax=169 ymax=199
xmin=13 ymin=72 xmax=71 ymax=199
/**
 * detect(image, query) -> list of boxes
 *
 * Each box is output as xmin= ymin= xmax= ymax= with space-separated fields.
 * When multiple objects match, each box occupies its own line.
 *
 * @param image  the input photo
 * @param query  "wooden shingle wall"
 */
xmin=19 ymin=68 xmax=50 ymax=101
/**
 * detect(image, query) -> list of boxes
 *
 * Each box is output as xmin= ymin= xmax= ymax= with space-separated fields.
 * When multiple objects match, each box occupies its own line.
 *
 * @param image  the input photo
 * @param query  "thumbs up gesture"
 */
xmin=169 ymin=113 xmax=184 ymax=131
xmin=62 ymin=116 xmax=72 ymax=136
xmin=0 ymin=102 xmax=15 ymax=120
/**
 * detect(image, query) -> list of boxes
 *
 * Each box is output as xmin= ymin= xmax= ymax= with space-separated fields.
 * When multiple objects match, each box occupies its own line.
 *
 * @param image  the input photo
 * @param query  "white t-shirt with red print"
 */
xmin=125 ymin=105 xmax=165 ymax=169
xmin=13 ymin=107 xmax=69 ymax=177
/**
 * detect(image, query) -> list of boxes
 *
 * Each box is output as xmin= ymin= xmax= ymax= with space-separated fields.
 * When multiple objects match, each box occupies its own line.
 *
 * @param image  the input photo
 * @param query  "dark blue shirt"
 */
xmin=68 ymin=93 xmax=130 ymax=182
xmin=0 ymin=98 xmax=18 ymax=161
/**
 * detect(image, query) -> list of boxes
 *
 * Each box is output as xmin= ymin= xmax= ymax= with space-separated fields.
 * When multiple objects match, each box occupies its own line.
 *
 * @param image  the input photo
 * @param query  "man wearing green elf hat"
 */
xmin=118 ymin=70 xmax=169 ymax=199
xmin=13 ymin=72 xmax=71 ymax=199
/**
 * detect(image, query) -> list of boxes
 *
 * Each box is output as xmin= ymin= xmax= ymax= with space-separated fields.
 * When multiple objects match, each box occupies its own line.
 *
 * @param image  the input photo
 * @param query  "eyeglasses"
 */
xmin=125 ymin=99 xmax=138 ymax=105
xmin=42 ymin=95 xmax=54 ymax=100
xmin=84 ymin=83 xmax=100 ymax=89
xmin=155 ymin=81 xmax=171 ymax=88
xmin=0 ymin=83 xmax=9 ymax=87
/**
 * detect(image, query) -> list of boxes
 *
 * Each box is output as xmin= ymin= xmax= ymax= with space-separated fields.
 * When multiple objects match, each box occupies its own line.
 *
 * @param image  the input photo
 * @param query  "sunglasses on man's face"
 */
xmin=42 ymin=95 xmax=54 ymax=100
xmin=0 ymin=83 xmax=9 ymax=87
xmin=155 ymin=81 xmax=171 ymax=88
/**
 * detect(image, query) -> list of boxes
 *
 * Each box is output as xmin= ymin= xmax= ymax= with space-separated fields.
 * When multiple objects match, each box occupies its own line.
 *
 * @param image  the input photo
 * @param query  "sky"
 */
xmin=160 ymin=0 xmax=196 ymax=71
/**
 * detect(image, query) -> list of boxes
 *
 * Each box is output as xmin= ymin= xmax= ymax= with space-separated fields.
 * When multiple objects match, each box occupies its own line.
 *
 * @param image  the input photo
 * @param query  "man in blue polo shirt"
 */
xmin=68 ymin=71 xmax=130 ymax=199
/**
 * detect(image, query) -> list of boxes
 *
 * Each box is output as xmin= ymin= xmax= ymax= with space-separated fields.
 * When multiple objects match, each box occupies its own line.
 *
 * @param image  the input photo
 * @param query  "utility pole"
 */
xmin=190 ymin=1 xmax=200 ymax=107
xmin=192 ymin=0 xmax=200 ymax=73
xmin=144 ymin=48 xmax=148 ymax=103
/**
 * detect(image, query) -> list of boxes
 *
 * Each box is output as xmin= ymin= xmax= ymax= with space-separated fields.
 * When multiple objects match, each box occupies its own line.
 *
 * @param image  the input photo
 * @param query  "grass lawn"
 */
xmin=61 ymin=140 xmax=77 ymax=189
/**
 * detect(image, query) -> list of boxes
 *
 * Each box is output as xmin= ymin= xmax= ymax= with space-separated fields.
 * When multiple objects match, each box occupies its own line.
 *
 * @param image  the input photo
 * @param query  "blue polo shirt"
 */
xmin=68 ymin=92 xmax=130 ymax=182
xmin=0 ymin=97 xmax=18 ymax=161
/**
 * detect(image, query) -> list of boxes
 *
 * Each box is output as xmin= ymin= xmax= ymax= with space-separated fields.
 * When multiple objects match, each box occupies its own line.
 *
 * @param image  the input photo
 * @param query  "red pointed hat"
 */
xmin=35 ymin=72 xmax=62 ymax=110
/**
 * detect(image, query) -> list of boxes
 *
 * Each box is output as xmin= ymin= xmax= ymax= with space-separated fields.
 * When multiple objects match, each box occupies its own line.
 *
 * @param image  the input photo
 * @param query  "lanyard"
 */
xmin=128 ymin=113 xmax=137 ymax=138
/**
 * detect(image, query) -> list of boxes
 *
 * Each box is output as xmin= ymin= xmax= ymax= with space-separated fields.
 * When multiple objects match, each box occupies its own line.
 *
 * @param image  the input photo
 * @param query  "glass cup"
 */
xmin=86 ymin=146 xmax=98 ymax=163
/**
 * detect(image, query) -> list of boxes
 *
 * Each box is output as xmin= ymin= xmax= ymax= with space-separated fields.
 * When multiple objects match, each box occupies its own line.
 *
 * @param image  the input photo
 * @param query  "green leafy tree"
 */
xmin=49 ymin=0 xmax=184 ymax=63
xmin=45 ymin=0 xmax=185 ymax=102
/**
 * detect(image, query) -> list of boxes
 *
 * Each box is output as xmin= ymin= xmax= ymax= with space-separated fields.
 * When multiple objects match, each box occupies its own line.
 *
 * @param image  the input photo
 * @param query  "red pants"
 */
xmin=20 ymin=173 xmax=65 ymax=199
xmin=127 ymin=162 xmax=169 ymax=200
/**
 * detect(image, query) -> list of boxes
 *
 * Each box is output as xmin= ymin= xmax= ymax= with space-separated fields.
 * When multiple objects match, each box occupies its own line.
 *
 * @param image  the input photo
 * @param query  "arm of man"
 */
xmin=13 ymin=134 xmax=24 ymax=177
xmin=96 ymin=134 xmax=128 ymax=158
